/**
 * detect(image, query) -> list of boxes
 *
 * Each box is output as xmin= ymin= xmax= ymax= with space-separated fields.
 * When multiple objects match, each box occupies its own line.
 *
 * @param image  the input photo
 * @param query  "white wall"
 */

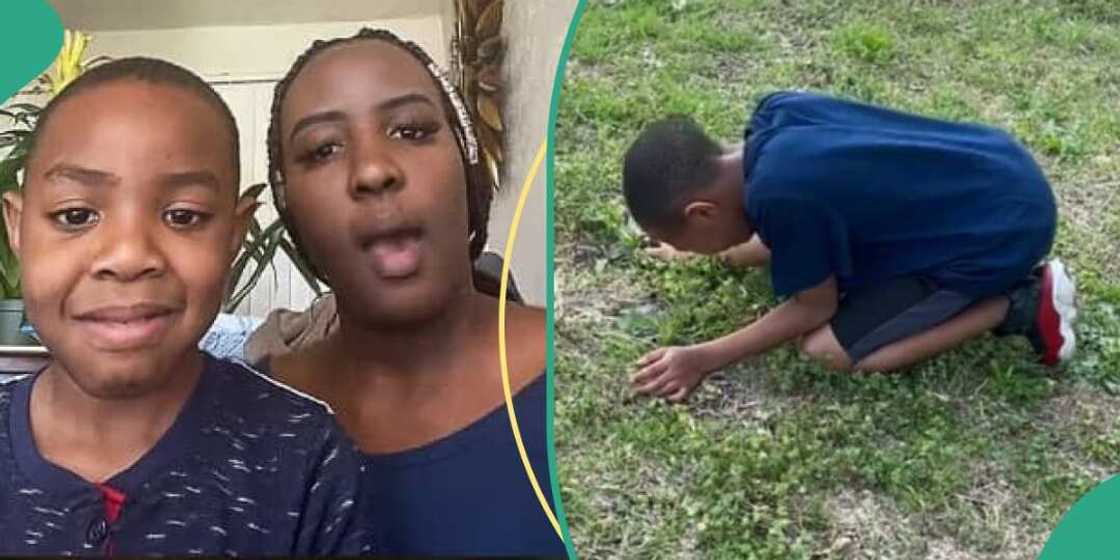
xmin=81 ymin=19 xmax=450 ymax=82
xmin=488 ymin=0 xmax=578 ymax=307
xmin=50 ymin=0 xmax=447 ymax=31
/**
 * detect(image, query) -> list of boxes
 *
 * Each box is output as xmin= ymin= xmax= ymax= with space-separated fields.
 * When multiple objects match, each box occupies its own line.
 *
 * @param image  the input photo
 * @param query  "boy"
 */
xmin=625 ymin=91 xmax=1076 ymax=402
xmin=0 ymin=58 xmax=373 ymax=554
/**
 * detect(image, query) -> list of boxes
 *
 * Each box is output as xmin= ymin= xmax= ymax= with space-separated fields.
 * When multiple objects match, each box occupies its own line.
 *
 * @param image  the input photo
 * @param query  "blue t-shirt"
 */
xmin=363 ymin=373 xmax=566 ymax=557
xmin=0 ymin=353 xmax=375 ymax=556
xmin=744 ymin=91 xmax=1056 ymax=299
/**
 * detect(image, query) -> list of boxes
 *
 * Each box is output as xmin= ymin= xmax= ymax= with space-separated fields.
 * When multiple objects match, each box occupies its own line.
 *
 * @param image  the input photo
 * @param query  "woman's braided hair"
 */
xmin=266 ymin=28 xmax=497 ymax=293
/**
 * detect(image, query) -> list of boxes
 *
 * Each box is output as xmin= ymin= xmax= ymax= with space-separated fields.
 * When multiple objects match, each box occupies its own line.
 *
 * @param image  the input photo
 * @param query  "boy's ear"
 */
xmin=228 ymin=193 xmax=262 ymax=259
xmin=2 ymin=191 xmax=24 ymax=257
xmin=682 ymin=200 xmax=718 ymax=222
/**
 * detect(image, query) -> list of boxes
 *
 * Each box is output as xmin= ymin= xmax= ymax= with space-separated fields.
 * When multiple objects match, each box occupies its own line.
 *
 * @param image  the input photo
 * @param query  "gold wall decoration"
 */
xmin=455 ymin=0 xmax=505 ymax=189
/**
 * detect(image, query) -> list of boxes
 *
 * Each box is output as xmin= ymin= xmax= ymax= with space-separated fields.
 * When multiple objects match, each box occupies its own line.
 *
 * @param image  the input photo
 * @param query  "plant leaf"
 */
xmin=253 ymin=219 xmax=286 ymax=258
xmin=476 ymin=36 xmax=505 ymax=63
xmin=5 ymin=103 xmax=42 ymax=114
xmin=0 ymin=222 xmax=20 ymax=298
xmin=476 ymin=0 xmax=503 ymax=37
xmin=477 ymin=63 xmax=502 ymax=93
xmin=0 ymin=130 xmax=32 ymax=146
xmin=224 ymin=215 xmax=281 ymax=302
xmin=226 ymin=227 xmax=283 ymax=312
xmin=242 ymin=182 xmax=267 ymax=201
xmin=225 ymin=219 xmax=286 ymax=308
xmin=0 ymin=154 xmax=27 ymax=192
xmin=279 ymin=236 xmax=323 ymax=296
xmin=82 ymin=55 xmax=113 ymax=70
xmin=226 ymin=245 xmax=259 ymax=302
xmin=477 ymin=93 xmax=503 ymax=131
xmin=0 ymin=272 xmax=14 ymax=300
xmin=240 ymin=216 xmax=284 ymax=262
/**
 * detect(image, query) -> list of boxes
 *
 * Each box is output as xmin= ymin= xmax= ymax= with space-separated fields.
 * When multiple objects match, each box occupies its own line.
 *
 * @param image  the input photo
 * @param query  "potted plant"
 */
xmin=0 ymin=30 xmax=102 ymax=345
xmin=0 ymin=102 xmax=36 ymax=345
xmin=224 ymin=182 xmax=324 ymax=313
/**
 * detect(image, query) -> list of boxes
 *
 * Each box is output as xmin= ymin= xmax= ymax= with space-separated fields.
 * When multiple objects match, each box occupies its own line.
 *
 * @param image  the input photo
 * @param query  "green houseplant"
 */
xmin=0 ymin=101 xmax=35 ymax=346
xmin=224 ymin=183 xmax=324 ymax=313
xmin=0 ymin=102 xmax=34 ymax=301
xmin=0 ymin=102 xmax=36 ymax=345
xmin=0 ymin=30 xmax=100 ymax=345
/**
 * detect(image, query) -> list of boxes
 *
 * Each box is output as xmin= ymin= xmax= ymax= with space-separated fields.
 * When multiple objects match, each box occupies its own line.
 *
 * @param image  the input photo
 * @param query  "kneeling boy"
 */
xmin=625 ymin=91 xmax=1076 ymax=402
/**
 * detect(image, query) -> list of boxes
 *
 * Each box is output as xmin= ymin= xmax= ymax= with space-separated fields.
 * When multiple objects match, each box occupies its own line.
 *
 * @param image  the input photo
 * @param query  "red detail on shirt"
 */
xmin=96 ymin=483 xmax=126 ymax=522
xmin=95 ymin=484 xmax=125 ymax=557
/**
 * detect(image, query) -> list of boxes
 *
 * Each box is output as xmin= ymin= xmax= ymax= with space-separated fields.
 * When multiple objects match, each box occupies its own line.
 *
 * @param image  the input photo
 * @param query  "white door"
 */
xmin=213 ymin=80 xmax=322 ymax=318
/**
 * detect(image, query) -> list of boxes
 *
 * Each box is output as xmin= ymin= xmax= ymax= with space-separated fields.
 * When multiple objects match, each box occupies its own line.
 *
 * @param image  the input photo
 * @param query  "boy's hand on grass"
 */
xmin=631 ymin=345 xmax=713 ymax=403
xmin=642 ymin=241 xmax=700 ymax=261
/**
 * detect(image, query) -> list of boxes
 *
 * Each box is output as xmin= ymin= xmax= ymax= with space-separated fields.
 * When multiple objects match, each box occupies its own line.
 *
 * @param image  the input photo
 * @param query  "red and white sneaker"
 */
xmin=1034 ymin=259 xmax=1077 ymax=366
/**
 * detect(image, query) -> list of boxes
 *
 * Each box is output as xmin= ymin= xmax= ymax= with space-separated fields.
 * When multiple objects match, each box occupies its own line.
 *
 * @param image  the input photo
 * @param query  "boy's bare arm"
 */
xmin=696 ymin=275 xmax=837 ymax=369
xmin=643 ymin=235 xmax=771 ymax=268
xmin=632 ymin=276 xmax=838 ymax=401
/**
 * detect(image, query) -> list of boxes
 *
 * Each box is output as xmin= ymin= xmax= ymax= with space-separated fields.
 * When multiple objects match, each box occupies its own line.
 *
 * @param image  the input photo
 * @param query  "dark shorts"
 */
xmin=830 ymin=277 xmax=977 ymax=364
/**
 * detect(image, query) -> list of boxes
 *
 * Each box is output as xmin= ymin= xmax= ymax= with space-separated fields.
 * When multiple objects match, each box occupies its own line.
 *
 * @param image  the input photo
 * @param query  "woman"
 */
xmin=255 ymin=28 xmax=563 ymax=557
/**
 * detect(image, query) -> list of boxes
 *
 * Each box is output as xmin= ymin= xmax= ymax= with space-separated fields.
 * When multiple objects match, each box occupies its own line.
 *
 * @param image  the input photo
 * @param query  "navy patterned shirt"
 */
xmin=0 ymin=353 xmax=375 ymax=556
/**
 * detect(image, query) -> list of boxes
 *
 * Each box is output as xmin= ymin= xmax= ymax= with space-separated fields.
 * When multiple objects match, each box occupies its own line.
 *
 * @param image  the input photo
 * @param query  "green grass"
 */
xmin=554 ymin=1 xmax=1120 ymax=558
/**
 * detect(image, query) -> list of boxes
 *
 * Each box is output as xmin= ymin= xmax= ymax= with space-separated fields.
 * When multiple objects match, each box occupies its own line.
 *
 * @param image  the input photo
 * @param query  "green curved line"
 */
xmin=546 ymin=1 xmax=589 ymax=558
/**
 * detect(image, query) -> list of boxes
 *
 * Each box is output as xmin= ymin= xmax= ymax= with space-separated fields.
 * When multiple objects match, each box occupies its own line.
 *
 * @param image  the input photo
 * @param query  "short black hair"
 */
xmin=266 ymin=28 xmax=496 ymax=290
xmin=26 ymin=56 xmax=240 ymax=184
xmin=623 ymin=116 xmax=722 ymax=229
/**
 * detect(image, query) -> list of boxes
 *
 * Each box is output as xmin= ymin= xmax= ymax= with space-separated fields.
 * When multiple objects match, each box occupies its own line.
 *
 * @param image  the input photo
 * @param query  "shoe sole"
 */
xmin=1038 ymin=259 xmax=1077 ymax=365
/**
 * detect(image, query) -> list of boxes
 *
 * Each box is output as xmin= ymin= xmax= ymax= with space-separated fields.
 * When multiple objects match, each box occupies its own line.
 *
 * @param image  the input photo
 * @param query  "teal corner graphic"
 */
xmin=546 ymin=1 xmax=588 ymax=558
xmin=1040 ymin=474 xmax=1120 ymax=558
xmin=0 ymin=1 xmax=63 ymax=102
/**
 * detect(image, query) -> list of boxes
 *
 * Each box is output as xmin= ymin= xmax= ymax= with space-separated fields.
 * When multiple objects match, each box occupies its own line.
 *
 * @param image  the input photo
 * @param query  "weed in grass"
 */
xmin=832 ymin=21 xmax=896 ymax=65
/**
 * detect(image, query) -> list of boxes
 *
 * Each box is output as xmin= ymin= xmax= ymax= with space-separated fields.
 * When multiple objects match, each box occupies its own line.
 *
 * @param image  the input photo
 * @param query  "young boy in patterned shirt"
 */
xmin=0 ymin=58 xmax=374 ymax=555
